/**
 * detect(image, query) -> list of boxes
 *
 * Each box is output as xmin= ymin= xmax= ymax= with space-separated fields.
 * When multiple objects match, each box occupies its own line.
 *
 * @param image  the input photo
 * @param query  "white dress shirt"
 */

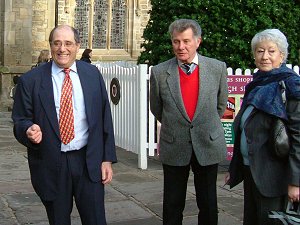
xmin=51 ymin=61 xmax=88 ymax=152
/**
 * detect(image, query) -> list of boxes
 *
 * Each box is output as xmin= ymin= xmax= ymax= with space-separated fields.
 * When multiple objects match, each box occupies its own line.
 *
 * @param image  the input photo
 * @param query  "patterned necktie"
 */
xmin=59 ymin=68 xmax=75 ymax=144
xmin=182 ymin=63 xmax=197 ymax=75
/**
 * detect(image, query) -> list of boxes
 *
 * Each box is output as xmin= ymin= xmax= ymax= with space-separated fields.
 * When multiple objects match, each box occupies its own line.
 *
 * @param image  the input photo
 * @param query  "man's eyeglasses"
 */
xmin=51 ymin=41 xmax=76 ymax=48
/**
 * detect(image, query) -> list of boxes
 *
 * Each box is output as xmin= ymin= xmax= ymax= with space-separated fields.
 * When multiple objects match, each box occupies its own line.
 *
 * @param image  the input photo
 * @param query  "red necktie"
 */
xmin=59 ymin=68 xmax=75 ymax=144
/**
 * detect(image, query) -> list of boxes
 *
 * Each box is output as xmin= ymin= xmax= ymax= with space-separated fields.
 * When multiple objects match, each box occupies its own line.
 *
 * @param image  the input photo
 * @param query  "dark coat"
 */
xmin=229 ymin=98 xmax=300 ymax=197
xmin=80 ymin=57 xmax=92 ymax=64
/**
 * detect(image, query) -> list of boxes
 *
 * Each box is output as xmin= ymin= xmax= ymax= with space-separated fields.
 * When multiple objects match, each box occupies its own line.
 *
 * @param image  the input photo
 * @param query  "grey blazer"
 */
xmin=150 ymin=54 xmax=228 ymax=166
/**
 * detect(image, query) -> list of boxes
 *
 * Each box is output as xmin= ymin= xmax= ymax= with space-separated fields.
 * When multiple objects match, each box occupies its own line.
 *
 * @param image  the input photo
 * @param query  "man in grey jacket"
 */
xmin=150 ymin=19 xmax=228 ymax=225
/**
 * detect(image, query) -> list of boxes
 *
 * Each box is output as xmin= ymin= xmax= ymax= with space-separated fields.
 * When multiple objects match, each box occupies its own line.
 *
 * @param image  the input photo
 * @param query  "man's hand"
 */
xmin=101 ymin=162 xmax=113 ymax=185
xmin=288 ymin=185 xmax=299 ymax=203
xmin=26 ymin=124 xmax=42 ymax=144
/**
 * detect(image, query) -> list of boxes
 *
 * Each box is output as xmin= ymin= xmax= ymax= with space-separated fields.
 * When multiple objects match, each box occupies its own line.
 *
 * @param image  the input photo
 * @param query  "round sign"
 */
xmin=110 ymin=77 xmax=121 ymax=105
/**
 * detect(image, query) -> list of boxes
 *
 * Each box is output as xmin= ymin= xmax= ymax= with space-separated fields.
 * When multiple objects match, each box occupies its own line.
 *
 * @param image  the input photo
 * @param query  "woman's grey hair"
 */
xmin=251 ymin=29 xmax=288 ymax=62
xmin=168 ymin=19 xmax=202 ymax=39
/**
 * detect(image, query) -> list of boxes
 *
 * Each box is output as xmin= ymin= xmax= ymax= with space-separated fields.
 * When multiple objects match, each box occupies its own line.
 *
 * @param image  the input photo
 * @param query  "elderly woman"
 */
xmin=226 ymin=29 xmax=300 ymax=225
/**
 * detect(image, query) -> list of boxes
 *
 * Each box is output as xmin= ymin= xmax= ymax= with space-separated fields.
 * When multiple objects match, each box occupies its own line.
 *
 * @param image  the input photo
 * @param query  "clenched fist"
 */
xmin=26 ymin=124 xmax=42 ymax=144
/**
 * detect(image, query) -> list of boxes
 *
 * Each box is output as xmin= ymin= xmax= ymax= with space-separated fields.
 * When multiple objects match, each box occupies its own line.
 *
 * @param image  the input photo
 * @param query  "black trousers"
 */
xmin=42 ymin=147 xmax=106 ymax=225
xmin=162 ymin=152 xmax=218 ymax=225
xmin=243 ymin=166 xmax=286 ymax=225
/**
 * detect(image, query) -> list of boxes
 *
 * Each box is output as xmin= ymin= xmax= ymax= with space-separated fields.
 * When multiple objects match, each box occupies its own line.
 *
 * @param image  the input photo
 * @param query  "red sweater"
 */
xmin=179 ymin=66 xmax=199 ymax=120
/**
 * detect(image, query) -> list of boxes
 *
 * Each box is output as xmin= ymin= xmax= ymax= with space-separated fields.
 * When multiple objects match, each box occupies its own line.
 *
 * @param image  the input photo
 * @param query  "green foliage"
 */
xmin=138 ymin=0 xmax=300 ymax=70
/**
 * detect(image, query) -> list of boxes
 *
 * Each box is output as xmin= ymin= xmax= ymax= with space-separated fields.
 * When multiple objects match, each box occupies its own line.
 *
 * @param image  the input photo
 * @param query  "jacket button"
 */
xmin=190 ymin=125 xmax=194 ymax=129
xmin=189 ymin=140 xmax=192 ymax=143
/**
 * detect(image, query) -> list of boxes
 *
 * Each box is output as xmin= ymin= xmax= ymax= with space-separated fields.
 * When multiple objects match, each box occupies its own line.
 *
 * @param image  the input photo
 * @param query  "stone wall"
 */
xmin=2 ymin=0 xmax=151 ymax=70
xmin=3 ymin=0 xmax=33 ymax=73
xmin=0 ymin=0 xmax=152 ymax=111
xmin=1 ymin=0 xmax=34 ymax=110
xmin=0 ymin=0 xmax=4 ymax=66
xmin=132 ymin=0 xmax=151 ymax=58
xmin=31 ymin=0 xmax=55 ymax=65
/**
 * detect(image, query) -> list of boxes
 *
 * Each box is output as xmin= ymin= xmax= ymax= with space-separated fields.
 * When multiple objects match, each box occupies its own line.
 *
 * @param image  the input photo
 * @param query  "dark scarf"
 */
xmin=242 ymin=64 xmax=300 ymax=120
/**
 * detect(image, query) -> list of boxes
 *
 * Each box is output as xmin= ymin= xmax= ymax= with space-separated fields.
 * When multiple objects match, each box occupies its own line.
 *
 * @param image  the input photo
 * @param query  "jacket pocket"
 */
xmin=210 ymin=129 xmax=221 ymax=141
xmin=160 ymin=129 xmax=174 ymax=143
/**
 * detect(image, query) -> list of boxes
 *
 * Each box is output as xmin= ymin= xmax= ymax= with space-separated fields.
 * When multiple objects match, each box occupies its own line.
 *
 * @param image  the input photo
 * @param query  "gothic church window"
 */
xmin=74 ymin=1 xmax=89 ymax=48
xmin=74 ymin=0 xmax=126 ymax=49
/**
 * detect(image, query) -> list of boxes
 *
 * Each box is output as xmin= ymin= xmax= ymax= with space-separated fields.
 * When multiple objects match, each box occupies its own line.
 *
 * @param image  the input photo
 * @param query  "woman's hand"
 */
xmin=224 ymin=172 xmax=230 ymax=186
xmin=288 ymin=185 xmax=299 ymax=202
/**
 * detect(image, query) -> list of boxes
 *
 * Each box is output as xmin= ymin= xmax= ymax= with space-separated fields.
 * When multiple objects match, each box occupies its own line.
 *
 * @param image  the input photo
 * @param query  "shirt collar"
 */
xmin=178 ymin=53 xmax=199 ymax=66
xmin=51 ymin=61 xmax=78 ymax=76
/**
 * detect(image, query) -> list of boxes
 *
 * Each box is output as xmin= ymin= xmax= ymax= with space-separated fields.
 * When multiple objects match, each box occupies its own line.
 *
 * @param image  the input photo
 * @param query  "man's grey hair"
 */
xmin=168 ymin=19 xmax=202 ymax=39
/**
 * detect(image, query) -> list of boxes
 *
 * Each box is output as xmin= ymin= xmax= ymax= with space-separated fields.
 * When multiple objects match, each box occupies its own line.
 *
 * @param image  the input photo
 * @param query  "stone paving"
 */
xmin=0 ymin=112 xmax=244 ymax=225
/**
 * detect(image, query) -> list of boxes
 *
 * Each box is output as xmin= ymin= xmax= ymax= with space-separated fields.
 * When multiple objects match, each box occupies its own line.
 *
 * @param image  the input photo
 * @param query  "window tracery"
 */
xmin=74 ymin=0 xmax=126 ymax=49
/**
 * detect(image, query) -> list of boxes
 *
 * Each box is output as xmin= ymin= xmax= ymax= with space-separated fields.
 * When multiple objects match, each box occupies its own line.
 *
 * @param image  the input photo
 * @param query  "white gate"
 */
xmin=96 ymin=62 xmax=157 ymax=169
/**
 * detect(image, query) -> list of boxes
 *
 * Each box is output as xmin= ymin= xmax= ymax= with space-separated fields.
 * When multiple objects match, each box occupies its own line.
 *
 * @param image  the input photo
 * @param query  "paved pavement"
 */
xmin=0 ymin=111 xmax=244 ymax=225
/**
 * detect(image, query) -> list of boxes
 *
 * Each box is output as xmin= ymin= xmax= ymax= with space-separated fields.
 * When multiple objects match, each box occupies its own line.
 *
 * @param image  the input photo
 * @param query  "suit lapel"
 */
xmin=166 ymin=59 xmax=190 ymax=122
xmin=39 ymin=63 xmax=60 ymax=138
xmin=193 ymin=55 xmax=209 ymax=121
xmin=76 ymin=62 xmax=92 ymax=126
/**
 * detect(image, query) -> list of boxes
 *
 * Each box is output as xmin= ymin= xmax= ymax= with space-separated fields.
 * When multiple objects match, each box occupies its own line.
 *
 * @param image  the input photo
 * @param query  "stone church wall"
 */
xmin=0 ymin=0 xmax=151 ymax=111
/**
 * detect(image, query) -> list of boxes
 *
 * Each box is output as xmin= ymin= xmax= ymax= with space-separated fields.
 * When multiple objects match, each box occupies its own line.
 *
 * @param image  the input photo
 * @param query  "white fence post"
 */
xmin=138 ymin=64 xmax=148 ymax=169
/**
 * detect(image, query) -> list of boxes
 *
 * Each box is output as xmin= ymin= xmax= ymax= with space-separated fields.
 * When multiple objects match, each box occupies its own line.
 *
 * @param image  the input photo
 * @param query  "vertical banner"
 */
xmin=222 ymin=75 xmax=253 ymax=160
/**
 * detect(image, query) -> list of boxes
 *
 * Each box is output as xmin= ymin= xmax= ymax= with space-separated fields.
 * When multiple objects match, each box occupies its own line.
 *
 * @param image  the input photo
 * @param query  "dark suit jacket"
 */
xmin=229 ymin=98 xmax=300 ymax=197
xmin=12 ymin=60 xmax=117 ymax=201
xmin=150 ymin=54 xmax=228 ymax=166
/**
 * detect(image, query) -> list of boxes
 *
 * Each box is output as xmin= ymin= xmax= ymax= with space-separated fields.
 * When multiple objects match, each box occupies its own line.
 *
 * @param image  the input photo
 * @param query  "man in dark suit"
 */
xmin=12 ymin=25 xmax=117 ymax=225
xmin=150 ymin=19 xmax=228 ymax=225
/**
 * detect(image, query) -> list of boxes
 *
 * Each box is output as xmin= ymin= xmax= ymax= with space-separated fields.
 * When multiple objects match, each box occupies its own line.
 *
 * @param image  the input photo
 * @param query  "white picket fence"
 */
xmin=95 ymin=62 xmax=299 ymax=169
xmin=95 ymin=62 xmax=154 ymax=169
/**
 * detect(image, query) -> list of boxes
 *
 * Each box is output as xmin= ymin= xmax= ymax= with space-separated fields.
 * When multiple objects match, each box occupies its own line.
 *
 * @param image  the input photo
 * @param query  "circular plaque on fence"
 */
xmin=110 ymin=77 xmax=121 ymax=105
